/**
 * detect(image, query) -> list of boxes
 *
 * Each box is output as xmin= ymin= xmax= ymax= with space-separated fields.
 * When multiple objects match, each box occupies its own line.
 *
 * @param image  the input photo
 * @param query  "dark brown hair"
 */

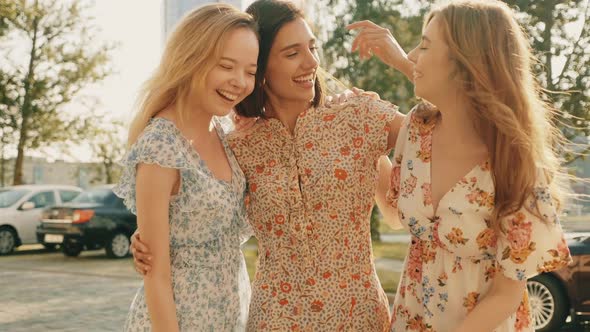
xmin=235 ymin=0 xmax=324 ymax=118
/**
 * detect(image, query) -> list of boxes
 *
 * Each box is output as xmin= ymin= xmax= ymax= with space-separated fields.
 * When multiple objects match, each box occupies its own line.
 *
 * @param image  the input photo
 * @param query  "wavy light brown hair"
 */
xmin=417 ymin=0 xmax=567 ymax=228
xmin=127 ymin=4 xmax=258 ymax=145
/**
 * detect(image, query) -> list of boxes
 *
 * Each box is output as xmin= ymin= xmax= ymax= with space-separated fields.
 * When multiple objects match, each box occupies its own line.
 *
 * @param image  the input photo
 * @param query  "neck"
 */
xmin=433 ymin=93 xmax=478 ymax=143
xmin=177 ymin=101 xmax=215 ymax=139
xmin=265 ymin=93 xmax=311 ymax=133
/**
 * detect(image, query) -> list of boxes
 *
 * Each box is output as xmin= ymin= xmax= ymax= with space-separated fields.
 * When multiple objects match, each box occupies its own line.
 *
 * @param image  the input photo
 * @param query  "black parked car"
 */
xmin=36 ymin=185 xmax=136 ymax=258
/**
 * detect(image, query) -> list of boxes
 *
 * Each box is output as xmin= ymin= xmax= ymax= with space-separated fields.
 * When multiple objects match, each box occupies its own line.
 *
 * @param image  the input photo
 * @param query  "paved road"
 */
xmin=1 ymin=245 xmax=588 ymax=332
xmin=0 ymin=246 xmax=141 ymax=332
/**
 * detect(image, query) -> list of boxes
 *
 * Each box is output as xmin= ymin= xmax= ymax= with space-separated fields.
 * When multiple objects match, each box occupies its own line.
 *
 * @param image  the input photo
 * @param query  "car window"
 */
xmin=59 ymin=190 xmax=80 ymax=203
xmin=28 ymin=191 xmax=56 ymax=209
xmin=112 ymin=196 xmax=128 ymax=210
xmin=0 ymin=189 xmax=30 ymax=208
xmin=71 ymin=188 xmax=112 ymax=204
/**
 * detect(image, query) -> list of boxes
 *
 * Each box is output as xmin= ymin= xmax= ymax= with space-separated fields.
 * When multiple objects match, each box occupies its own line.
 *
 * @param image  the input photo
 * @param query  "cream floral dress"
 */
xmin=387 ymin=109 xmax=572 ymax=332
xmin=227 ymin=95 xmax=397 ymax=331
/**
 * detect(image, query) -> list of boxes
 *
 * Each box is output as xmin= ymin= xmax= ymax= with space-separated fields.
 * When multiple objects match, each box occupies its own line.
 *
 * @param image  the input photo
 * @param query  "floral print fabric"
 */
xmin=114 ymin=117 xmax=252 ymax=331
xmin=227 ymin=95 xmax=398 ymax=331
xmin=386 ymin=110 xmax=572 ymax=332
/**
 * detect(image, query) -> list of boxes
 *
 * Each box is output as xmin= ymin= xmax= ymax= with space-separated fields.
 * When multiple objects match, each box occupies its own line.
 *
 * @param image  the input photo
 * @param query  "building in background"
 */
xmin=162 ymin=0 xmax=247 ymax=40
xmin=161 ymin=0 xmax=313 ymax=42
xmin=0 ymin=157 xmax=115 ymax=189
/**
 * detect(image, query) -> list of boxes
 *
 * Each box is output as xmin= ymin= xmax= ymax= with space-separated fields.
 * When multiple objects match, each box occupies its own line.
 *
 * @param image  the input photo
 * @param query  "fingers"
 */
xmin=351 ymin=30 xmax=393 ymax=60
xmin=133 ymin=256 xmax=151 ymax=275
xmin=325 ymin=95 xmax=334 ymax=105
xmin=362 ymin=91 xmax=381 ymax=100
xmin=351 ymin=87 xmax=364 ymax=95
xmin=335 ymin=90 xmax=350 ymax=103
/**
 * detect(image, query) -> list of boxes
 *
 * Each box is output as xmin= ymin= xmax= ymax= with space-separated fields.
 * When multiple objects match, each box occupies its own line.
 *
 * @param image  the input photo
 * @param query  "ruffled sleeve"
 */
xmin=356 ymin=95 xmax=399 ymax=158
xmin=113 ymin=119 xmax=191 ymax=215
xmin=495 ymin=173 xmax=572 ymax=281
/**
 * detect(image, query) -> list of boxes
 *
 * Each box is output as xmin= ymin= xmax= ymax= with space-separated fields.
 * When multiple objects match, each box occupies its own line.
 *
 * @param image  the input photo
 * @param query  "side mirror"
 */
xmin=20 ymin=201 xmax=35 ymax=210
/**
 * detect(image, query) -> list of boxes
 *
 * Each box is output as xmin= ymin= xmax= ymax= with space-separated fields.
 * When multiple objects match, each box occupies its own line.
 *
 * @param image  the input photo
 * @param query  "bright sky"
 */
xmin=87 ymin=0 xmax=162 ymax=123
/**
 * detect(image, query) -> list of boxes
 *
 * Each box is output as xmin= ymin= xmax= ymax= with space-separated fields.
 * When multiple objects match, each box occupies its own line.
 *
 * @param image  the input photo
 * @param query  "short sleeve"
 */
xmin=496 ymin=174 xmax=572 ymax=281
xmin=386 ymin=111 xmax=412 ymax=208
xmin=345 ymin=95 xmax=398 ymax=157
xmin=113 ymin=120 xmax=191 ymax=214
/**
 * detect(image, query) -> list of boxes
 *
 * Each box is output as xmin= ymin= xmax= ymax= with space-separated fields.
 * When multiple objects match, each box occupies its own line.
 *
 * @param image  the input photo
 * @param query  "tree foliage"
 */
xmin=0 ymin=0 xmax=114 ymax=184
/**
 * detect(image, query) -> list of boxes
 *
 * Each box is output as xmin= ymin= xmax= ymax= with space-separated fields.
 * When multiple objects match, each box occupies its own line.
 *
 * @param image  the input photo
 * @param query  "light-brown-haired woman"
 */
xmin=349 ymin=1 xmax=572 ymax=331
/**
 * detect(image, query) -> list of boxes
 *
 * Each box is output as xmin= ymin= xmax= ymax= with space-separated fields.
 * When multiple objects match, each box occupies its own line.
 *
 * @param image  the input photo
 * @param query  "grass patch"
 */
xmin=372 ymin=240 xmax=409 ymax=261
xmin=376 ymin=269 xmax=401 ymax=294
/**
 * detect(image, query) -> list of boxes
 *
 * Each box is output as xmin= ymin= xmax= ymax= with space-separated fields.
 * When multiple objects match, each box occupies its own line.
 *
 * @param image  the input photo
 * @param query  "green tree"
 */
xmin=0 ymin=0 xmax=114 ymax=184
xmin=321 ymin=0 xmax=430 ymax=112
xmin=503 ymin=0 xmax=590 ymax=162
xmin=89 ymin=120 xmax=125 ymax=184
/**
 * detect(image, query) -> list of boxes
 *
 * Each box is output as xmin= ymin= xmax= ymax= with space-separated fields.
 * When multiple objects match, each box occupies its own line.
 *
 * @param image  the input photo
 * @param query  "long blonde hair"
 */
xmin=419 ymin=0 xmax=567 ymax=227
xmin=127 ymin=4 xmax=258 ymax=145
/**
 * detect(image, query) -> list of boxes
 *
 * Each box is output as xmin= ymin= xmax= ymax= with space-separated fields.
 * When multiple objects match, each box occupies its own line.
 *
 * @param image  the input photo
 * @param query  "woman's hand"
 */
xmin=347 ymin=20 xmax=413 ymax=80
xmin=230 ymin=111 xmax=257 ymax=132
xmin=326 ymin=87 xmax=381 ymax=106
xmin=130 ymin=230 xmax=153 ymax=275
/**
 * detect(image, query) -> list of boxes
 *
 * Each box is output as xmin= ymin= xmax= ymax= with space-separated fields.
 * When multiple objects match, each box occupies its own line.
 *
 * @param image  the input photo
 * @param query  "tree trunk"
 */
xmin=104 ymin=161 xmax=113 ymax=184
xmin=0 ymin=139 xmax=4 ymax=187
xmin=13 ymin=2 xmax=40 ymax=185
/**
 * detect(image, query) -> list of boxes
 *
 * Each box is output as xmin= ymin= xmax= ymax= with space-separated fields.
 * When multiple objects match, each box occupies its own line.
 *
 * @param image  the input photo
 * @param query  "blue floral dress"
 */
xmin=114 ymin=117 xmax=252 ymax=331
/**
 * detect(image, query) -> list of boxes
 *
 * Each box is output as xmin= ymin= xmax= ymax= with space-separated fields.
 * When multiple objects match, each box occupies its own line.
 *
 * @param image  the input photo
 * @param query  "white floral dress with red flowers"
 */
xmin=227 ymin=95 xmax=397 ymax=331
xmin=387 ymin=109 xmax=572 ymax=332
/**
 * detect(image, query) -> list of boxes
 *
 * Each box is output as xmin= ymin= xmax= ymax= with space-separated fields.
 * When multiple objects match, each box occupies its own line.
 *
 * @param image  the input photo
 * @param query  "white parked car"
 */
xmin=0 ymin=185 xmax=83 ymax=254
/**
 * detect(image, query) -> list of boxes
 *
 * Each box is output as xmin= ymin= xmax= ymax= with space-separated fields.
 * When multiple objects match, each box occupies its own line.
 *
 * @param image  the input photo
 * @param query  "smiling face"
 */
xmin=263 ymin=17 xmax=320 ymax=107
xmin=191 ymin=27 xmax=259 ymax=117
xmin=407 ymin=15 xmax=458 ymax=105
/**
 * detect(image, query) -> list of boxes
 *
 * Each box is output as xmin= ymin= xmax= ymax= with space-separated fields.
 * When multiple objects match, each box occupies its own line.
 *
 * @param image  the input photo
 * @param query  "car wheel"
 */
xmin=0 ymin=227 xmax=17 ymax=255
xmin=527 ymin=274 xmax=569 ymax=332
xmin=63 ymin=242 xmax=82 ymax=257
xmin=106 ymin=232 xmax=130 ymax=258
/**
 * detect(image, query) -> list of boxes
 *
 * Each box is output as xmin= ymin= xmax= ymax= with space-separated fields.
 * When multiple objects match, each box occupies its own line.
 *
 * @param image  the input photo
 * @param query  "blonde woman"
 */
xmin=113 ymin=4 xmax=258 ymax=331
xmin=350 ymin=1 xmax=572 ymax=331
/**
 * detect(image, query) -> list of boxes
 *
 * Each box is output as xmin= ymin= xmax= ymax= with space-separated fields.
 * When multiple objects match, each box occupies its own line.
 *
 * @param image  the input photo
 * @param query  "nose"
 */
xmin=303 ymin=48 xmax=320 ymax=71
xmin=230 ymin=71 xmax=247 ymax=89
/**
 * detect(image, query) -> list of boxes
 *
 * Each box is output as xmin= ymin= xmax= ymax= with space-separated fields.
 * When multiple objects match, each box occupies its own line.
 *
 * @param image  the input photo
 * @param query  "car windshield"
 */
xmin=71 ymin=188 xmax=113 ymax=205
xmin=0 ymin=189 xmax=30 ymax=208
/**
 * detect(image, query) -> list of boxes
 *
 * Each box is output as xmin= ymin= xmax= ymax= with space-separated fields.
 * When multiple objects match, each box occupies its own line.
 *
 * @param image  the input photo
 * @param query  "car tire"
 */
xmin=527 ymin=274 xmax=569 ymax=332
xmin=105 ymin=232 xmax=130 ymax=259
xmin=63 ymin=242 xmax=82 ymax=257
xmin=0 ymin=227 xmax=17 ymax=255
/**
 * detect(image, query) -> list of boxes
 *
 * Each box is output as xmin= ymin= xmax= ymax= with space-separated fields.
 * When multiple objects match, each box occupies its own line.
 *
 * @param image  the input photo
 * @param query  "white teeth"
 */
xmin=217 ymin=90 xmax=238 ymax=101
xmin=293 ymin=74 xmax=315 ymax=83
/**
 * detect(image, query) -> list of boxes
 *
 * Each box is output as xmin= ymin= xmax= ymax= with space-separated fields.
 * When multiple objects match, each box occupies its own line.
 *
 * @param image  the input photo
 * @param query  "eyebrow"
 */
xmin=220 ymin=57 xmax=257 ymax=67
xmin=421 ymin=36 xmax=431 ymax=42
xmin=279 ymin=39 xmax=316 ymax=52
